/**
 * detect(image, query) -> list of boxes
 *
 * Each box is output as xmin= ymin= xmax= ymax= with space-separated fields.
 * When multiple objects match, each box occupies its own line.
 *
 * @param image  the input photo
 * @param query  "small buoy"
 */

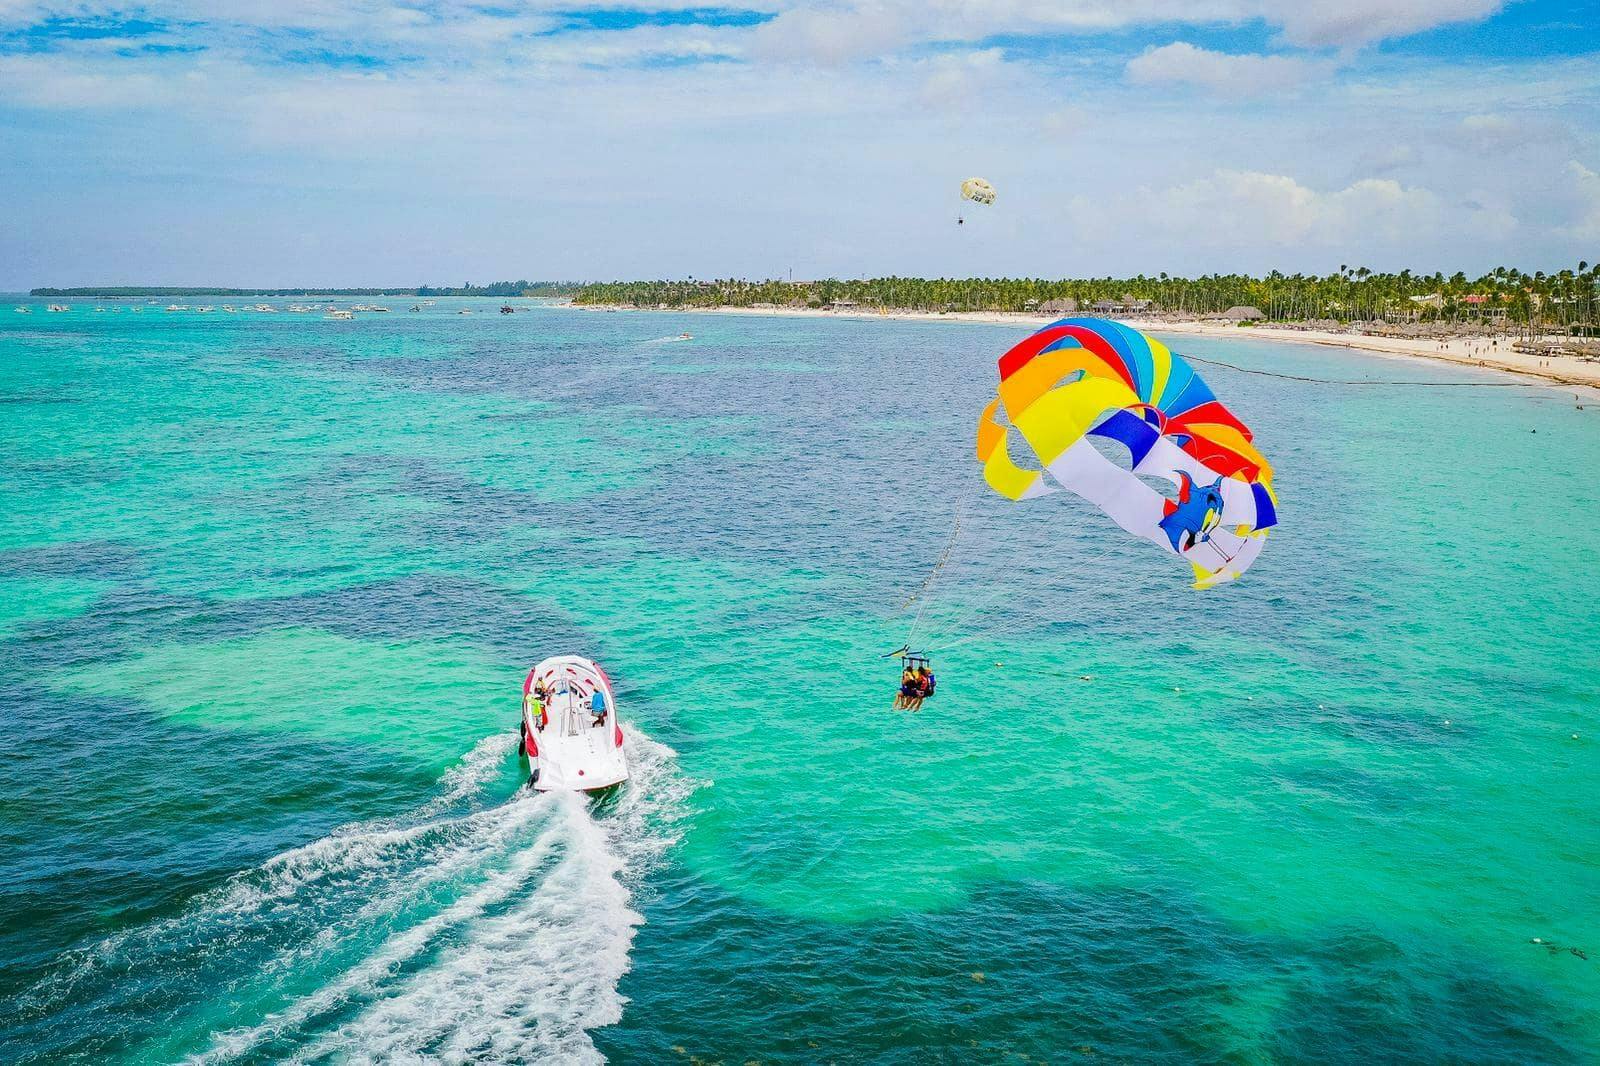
xmin=1318 ymin=704 xmax=1325 ymax=710
xmin=1444 ymin=719 xmax=1452 ymax=727
xmin=995 ymin=662 xmax=1004 ymax=668
xmin=1173 ymin=686 xmax=1181 ymax=693
xmin=1532 ymin=937 xmax=1543 ymax=943
xmin=1080 ymin=674 xmax=1093 ymax=681
xmin=971 ymin=971 xmax=985 ymax=982
xmin=1246 ymin=695 xmax=1254 ymax=701
xmin=1573 ymin=733 xmax=1580 ymax=740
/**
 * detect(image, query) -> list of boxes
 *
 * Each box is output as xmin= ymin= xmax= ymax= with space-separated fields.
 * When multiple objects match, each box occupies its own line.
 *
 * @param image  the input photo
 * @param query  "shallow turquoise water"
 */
xmin=1 ymin=299 xmax=1596 ymax=1062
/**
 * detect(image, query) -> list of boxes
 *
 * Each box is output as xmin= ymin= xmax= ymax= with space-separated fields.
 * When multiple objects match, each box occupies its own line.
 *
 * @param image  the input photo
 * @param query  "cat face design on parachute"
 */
xmin=1158 ymin=471 xmax=1225 ymax=554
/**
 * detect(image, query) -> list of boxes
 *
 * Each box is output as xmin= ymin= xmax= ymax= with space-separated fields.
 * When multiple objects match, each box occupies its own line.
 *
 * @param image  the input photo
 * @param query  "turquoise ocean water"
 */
xmin=1 ymin=298 xmax=1596 ymax=1062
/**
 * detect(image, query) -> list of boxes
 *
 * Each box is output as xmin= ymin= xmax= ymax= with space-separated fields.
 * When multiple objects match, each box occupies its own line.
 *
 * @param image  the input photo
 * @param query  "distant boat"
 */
xmin=326 ymin=309 xmax=354 ymax=320
xmin=409 ymin=304 xmax=422 ymax=312
xmin=458 ymin=309 xmax=473 ymax=314
xmin=195 ymin=306 xmax=214 ymax=313
xmin=254 ymin=304 xmax=276 ymax=313
xmin=423 ymin=300 xmax=436 ymax=306
xmin=500 ymin=305 xmax=515 ymax=314
xmin=370 ymin=305 xmax=390 ymax=312
xmin=13 ymin=306 xmax=31 ymax=313
xmin=166 ymin=304 xmax=187 ymax=312
xmin=48 ymin=304 xmax=70 ymax=312
xmin=93 ymin=306 xmax=107 ymax=312
xmin=222 ymin=305 xmax=236 ymax=312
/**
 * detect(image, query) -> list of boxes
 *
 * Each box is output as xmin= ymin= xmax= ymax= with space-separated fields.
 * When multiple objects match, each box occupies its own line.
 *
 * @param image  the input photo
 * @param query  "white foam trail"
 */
xmin=18 ymin=733 xmax=524 ymax=1018
xmin=297 ymin=731 xmax=696 ymax=1064
xmin=182 ymin=725 xmax=696 ymax=1064
xmin=194 ymin=793 xmax=566 ymax=1064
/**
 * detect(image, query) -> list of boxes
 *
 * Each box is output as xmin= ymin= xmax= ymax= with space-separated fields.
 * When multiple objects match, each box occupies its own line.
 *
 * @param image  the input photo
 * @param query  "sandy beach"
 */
xmin=569 ymin=302 xmax=1600 ymax=394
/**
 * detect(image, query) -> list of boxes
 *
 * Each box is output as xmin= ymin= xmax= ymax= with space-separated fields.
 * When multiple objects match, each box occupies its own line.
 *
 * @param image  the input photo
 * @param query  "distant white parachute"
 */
xmin=960 ymin=177 xmax=996 ymax=205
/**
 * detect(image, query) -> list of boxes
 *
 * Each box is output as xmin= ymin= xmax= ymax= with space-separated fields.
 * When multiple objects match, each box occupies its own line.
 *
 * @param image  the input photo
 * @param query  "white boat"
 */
xmin=166 ymin=304 xmax=187 ymax=312
xmin=222 ymin=305 xmax=236 ymax=312
xmin=195 ymin=306 xmax=214 ymax=313
xmin=520 ymin=656 xmax=629 ymax=792
xmin=14 ymin=306 xmax=31 ymax=313
xmin=326 ymin=309 xmax=354 ymax=320
xmin=48 ymin=304 xmax=69 ymax=312
xmin=254 ymin=304 xmax=276 ymax=313
xmin=369 ymin=305 xmax=390 ymax=312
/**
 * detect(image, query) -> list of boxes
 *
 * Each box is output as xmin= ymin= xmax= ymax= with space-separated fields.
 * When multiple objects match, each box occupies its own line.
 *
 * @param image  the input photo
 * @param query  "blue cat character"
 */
xmin=1159 ymin=471 xmax=1225 ymax=553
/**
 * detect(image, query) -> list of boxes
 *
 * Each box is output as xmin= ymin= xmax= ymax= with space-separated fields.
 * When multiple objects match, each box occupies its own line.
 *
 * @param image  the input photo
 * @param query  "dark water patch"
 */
xmin=1215 ymin=697 xmax=1466 ymax=753
xmin=1254 ymin=754 xmax=1429 ymax=815
xmin=298 ymin=453 xmax=547 ymax=544
xmin=1269 ymin=927 xmax=1584 ymax=1063
xmin=0 ymin=540 xmax=147 ymax=581
xmin=601 ymin=874 xmax=1583 ymax=1064
xmin=0 ymin=681 xmax=432 ymax=1006
xmin=1 ymin=571 xmax=596 ymax=673
xmin=0 ymin=389 xmax=80 ymax=405
xmin=261 ymin=574 xmax=592 ymax=662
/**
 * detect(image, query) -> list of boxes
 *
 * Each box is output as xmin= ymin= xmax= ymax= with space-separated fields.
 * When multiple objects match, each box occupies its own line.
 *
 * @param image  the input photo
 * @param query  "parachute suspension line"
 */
xmin=904 ymin=525 xmax=957 ymax=652
xmin=917 ymin=540 xmax=1126 ymax=653
xmin=1182 ymin=352 xmax=1551 ymax=388
xmin=898 ymin=501 xmax=966 ymax=612
xmin=899 ymin=489 xmax=989 ymax=653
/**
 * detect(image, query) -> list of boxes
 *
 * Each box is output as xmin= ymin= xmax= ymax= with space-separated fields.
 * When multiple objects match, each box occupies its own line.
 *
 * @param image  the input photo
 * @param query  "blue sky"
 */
xmin=1 ymin=1 xmax=1596 ymax=288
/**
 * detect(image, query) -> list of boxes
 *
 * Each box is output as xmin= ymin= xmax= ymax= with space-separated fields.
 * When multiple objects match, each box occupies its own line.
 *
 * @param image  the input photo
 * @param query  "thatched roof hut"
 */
xmin=1039 ymin=297 xmax=1078 ymax=314
xmin=1220 ymin=305 xmax=1264 ymax=321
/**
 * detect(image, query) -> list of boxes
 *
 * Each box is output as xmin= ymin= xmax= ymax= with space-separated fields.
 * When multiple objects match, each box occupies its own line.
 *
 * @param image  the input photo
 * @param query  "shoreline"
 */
xmin=567 ymin=302 xmax=1600 ymax=394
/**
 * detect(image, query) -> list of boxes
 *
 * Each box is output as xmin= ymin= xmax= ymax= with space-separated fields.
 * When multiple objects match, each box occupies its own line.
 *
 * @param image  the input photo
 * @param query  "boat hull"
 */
xmin=522 ymin=655 xmax=629 ymax=793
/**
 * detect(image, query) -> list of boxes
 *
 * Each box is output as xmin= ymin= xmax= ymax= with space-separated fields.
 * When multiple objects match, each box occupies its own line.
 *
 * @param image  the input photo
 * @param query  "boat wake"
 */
xmin=15 ymin=729 xmax=694 ymax=1065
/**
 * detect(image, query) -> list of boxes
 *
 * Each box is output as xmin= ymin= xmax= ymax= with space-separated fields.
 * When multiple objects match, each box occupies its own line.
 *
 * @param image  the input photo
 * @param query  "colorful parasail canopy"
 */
xmin=960 ymin=177 xmax=996 ymax=205
xmin=976 ymin=318 xmax=1277 ymax=587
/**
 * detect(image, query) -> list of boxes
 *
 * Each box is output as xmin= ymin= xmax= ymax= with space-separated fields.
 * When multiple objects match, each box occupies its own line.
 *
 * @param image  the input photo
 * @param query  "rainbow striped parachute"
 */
xmin=976 ymin=318 xmax=1277 ymax=587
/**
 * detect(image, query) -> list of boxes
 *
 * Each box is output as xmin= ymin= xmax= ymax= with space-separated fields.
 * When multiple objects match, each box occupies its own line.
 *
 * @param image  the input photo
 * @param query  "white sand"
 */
xmin=565 ymin=303 xmax=1600 ymax=395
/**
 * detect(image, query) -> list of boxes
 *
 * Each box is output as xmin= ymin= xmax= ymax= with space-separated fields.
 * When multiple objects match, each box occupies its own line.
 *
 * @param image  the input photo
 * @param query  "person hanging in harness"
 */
xmin=905 ymin=666 xmax=935 ymax=711
xmin=891 ymin=652 xmax=936 ymax=711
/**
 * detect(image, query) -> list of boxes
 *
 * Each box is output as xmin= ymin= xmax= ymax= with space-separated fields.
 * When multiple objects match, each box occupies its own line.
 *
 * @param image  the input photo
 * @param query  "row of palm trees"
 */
xmin=573 ymin=263 xmax=1600 ymax=333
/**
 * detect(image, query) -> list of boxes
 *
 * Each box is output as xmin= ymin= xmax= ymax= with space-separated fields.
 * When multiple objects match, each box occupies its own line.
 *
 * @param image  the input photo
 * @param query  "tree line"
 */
xmin=573 ymin=263 xmax=1600 ymax=333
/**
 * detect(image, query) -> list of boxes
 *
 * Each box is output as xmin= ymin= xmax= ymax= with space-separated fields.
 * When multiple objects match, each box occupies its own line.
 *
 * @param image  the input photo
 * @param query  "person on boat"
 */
xmin=590 ymin=687 xmax=608 ymax=727
xmin=529 ymin=681 xmax=549 ymax=730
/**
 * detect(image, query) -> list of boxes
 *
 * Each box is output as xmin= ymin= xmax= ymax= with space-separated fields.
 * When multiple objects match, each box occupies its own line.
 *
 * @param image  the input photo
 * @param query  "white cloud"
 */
xmin=1564 ymin=161 xmax=1600 ymax=241
xmin=1068 ymin=169 xmax=1511 ymax=254
xmin=913 ymin=48 xmax=1009 ymax=111
xmin=1269 ymin=0 xmax=1505 ymax=48
xmin=1126 ymin=43 xmax=1330 ymax=97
